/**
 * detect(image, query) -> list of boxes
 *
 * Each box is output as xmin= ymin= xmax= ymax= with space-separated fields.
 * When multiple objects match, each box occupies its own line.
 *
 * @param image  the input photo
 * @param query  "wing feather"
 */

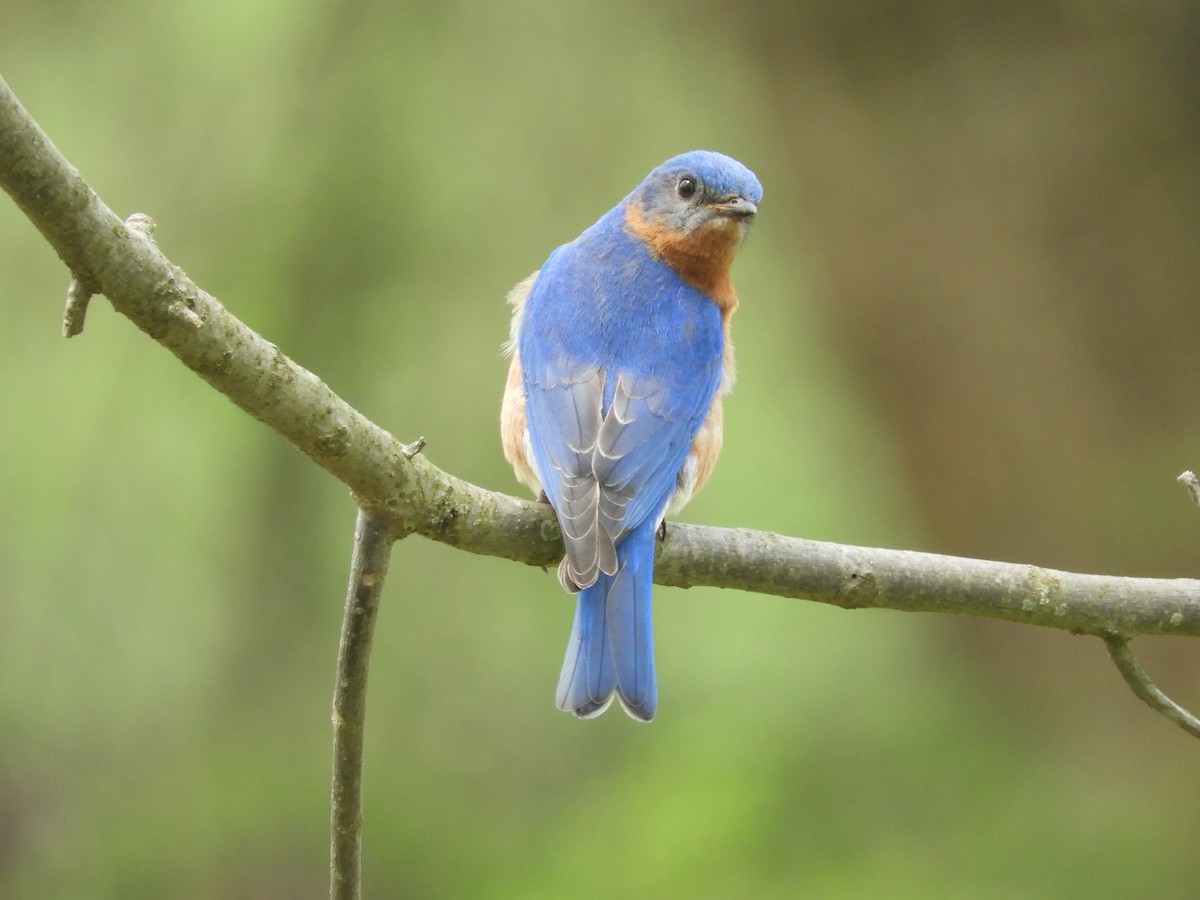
xmin=525 ymin=364 xmax=714 ymax=593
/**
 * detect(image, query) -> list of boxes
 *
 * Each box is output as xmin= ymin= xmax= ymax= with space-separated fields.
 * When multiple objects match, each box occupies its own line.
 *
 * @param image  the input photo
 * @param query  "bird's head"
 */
xmin=625 ymin=150 xmax=762 ymax=304
xmin=628 ymin=150 xmax=760 ymax=242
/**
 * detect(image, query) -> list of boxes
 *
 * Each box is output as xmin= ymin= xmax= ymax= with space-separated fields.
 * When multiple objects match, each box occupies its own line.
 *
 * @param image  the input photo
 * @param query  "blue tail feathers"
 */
xmin=555 ymin=518 xmax=658 ymax=722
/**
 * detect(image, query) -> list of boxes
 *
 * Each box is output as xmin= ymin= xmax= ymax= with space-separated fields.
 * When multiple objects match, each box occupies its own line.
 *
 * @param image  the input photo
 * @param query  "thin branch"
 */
xmin=1178 ymin=470 xmax=1200 ymax=507
xmin=1102 ymin=634 xmax=1200 ymax=739
xmin=331 ymin=509 xmax=396 ymax=900
xmin=3 ymin=73 xmax=1200 ymax=638
xmin=61 ymin=275 xmax=95 ymax=337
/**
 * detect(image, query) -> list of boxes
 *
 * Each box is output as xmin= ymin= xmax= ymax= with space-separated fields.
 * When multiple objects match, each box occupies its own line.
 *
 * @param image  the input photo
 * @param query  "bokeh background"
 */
xmin=2 ymin=1 xmax=1199 ymax=896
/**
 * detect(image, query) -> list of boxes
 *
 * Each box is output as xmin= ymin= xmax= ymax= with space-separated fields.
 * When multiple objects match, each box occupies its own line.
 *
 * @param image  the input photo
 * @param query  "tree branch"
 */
xmin=331 ymin=510 xmax=396 ymax=900
xmin=1103 ymin=634 xmax=1200 ymax=739
xmin=3 ymin=75 xmax=1200 ymax=655
xmin=654 ymin=525 xmax=1200 ymax=638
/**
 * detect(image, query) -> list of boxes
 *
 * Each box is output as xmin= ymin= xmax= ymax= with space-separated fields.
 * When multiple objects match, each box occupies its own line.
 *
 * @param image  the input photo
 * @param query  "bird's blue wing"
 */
xmin=519 ymin=242 xmax=723 ymax=592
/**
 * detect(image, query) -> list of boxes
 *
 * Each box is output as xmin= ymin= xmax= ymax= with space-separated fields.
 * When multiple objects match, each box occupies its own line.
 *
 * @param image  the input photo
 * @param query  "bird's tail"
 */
xmin=555 ymin=518 xmax=657 ymax=722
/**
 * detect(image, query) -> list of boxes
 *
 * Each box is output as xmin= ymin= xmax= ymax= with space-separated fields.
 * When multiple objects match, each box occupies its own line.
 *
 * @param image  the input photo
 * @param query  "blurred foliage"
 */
xmin=2 ymin=0 xmax=1199 ymax=897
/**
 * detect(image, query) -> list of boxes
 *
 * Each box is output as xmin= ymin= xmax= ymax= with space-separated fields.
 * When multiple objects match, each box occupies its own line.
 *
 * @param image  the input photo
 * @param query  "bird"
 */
xmin=500 ymin=150 xmax=761 ymax=721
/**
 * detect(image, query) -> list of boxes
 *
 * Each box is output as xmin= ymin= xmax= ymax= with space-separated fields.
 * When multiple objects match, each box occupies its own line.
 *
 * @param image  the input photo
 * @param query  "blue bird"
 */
xmin=501 ymin=150 xmax=761 ymax=720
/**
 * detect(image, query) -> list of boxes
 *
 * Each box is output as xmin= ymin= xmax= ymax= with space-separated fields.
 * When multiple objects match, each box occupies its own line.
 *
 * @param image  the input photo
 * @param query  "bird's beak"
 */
xmin=709 ymin=195 xmax=757 ymax=219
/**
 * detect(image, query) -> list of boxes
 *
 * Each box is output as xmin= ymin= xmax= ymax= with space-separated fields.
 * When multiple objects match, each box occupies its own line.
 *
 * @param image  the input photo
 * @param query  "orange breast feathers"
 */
xmin=623 ymin=203 xmax=743 ymax=314
xmin=622 ymin=200 xmax=741 ymax=513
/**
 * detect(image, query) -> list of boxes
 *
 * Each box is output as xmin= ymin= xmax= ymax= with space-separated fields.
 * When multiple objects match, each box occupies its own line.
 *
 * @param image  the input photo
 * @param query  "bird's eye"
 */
xmin=676 ymin=175 xmax=698 ymax=200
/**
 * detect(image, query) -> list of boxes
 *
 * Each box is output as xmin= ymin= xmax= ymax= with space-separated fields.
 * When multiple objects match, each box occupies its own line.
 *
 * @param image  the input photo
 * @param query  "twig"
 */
xmin=1178 ymin=470 xmax=1200 ymax=507
xmin=1102 ymin=634 xmax=1200 ymax=740
xmin=400 ymin=436 xmax=426 ymax=458
xmin=61 ymin=275 xmax=96 ymax=337
xmin=330 ymin=509 xmax=396 ymax=900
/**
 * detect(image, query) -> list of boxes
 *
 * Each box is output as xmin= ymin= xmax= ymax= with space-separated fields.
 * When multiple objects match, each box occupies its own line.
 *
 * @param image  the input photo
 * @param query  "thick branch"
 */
xmin=3 ymin=74 xmax=1200 ymax=643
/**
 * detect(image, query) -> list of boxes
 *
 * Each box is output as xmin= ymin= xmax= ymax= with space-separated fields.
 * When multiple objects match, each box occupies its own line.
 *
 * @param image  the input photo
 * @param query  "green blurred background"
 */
xmin=3 ymin=1 xmax=1199 ymax=897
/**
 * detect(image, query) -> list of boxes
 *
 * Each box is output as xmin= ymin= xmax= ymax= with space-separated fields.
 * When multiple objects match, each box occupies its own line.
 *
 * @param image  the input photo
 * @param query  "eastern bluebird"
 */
xmin=501 ymin=150 xmax=761 ymax=721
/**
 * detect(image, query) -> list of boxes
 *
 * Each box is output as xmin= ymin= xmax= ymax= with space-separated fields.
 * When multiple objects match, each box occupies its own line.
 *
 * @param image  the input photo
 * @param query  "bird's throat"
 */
xmin=624 ymin=205 xmax=742 ymax=312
